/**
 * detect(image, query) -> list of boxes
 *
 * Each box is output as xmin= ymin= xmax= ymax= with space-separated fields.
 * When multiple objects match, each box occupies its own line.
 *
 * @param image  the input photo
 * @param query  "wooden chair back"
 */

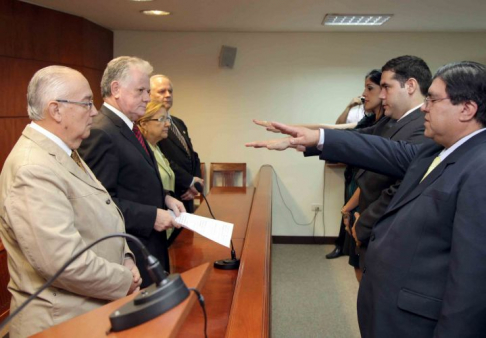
xmin=210 ymin=163 xmax=246 ymax=188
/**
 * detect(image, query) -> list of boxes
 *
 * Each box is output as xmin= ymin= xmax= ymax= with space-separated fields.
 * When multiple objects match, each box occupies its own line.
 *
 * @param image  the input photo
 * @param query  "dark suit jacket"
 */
xmin=321 ymin=129 xmax=486 ymax=338
xmin=79 ymin=105 xmax=169 ymax=287
xmin=158 ymin=115 xmax=201 ymax=213
xmin=355 ymin=109 xmax=426 ymax=267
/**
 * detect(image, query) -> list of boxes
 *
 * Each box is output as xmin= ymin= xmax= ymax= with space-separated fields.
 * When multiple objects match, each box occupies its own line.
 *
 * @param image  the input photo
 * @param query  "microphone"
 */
xmin=194 ymin=181 xmax=204 ymax=194
xmin=195 ymin=182 xmax=240 ymax=270
xmin=0 ymin=233 xmax=191 ymax=333
xmin=109 ymin=236 xmax=190 ymax=332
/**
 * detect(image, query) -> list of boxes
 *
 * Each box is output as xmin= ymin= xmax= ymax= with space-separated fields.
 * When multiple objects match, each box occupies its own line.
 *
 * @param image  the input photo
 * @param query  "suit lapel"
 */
xmin=23 ymin=126 xmax=105 ymax=191
xmin=168 ymin=116 xmax=192 ymax=156
xmin=101 ymin=106 xmax=155 ymax=166
xmin=387 ymin=131 xmax=486 ymax=213
xmin=386 ymin=151 xmax=444 ymax=212
xmin=383 ymin=108 xmax=421 ymax=139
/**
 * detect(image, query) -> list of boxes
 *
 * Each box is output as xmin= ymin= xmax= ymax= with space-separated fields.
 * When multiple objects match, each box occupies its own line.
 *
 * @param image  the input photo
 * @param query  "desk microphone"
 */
xmin=194 ymin=182 xmax=240 ymax=270
xmin=0 ymin=233 xmax=191 ymax=333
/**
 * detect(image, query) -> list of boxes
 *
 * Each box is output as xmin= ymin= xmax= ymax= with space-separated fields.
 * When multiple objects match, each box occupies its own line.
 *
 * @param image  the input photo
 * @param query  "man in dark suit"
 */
xmin=79 ymin=57 xmax=185 ymax=287
xmin=351 ymin=56 xmax=430 ymax=269
xmin=247 ymin=61 xmax=486 ymax=337
xmin=150 ymin=75 xmax=203 ymax=234
xmin=307 ymin=56 xmax=430 ymax=274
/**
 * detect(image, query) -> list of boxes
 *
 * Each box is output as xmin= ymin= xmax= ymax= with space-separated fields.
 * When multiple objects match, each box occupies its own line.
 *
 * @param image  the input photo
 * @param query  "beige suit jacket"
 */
xmin=0 ymin=126 xmax=133 ymax=337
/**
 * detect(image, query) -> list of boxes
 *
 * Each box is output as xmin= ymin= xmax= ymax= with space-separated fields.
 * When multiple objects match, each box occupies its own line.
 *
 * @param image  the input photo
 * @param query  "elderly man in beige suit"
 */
xmin=0 ymin=66 xmax=142 ymax=337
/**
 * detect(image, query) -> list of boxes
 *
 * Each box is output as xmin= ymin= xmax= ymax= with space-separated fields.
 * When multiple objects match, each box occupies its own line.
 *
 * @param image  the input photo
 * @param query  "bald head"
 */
xmin=150 ymin=75 xmax=173 ymax=110
xmin=27 ymin=66 xmax=97 ymax=149
xmin=27 ymin=66 xmax=83 ymax=121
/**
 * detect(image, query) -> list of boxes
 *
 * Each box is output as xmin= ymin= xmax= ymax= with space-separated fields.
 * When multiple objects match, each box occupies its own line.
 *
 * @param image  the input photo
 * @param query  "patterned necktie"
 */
xmin=133 ymin=124 xmax=149 ymax=155
xmin=71 ymin=150 xmax=87 ymax=173
xmin=170 ymin=123 xmax=190 ymax=156
xmin=421 ymin=156 xmax=441 ymax=182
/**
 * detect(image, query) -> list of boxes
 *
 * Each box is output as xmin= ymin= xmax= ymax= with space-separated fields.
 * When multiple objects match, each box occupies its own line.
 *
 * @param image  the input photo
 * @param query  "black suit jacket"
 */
xmin=321 ymin=129 xmax=486 ymax=338
xmin=158 ymin=115 xmax=201 ymax=212
xmin=355 ymin=109 xmax=426 ymax=252
xmin=79 ymin=105 xmax=169 ymax=287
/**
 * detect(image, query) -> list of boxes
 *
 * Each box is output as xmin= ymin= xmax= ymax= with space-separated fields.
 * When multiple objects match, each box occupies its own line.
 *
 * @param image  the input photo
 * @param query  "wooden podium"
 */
xmin=32 ymin=263 xmax=210 ymax=338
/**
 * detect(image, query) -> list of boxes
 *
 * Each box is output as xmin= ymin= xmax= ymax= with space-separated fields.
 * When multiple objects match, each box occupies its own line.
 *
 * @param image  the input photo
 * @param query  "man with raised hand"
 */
xmin=247 ymin=61 xmax=486 ymax=337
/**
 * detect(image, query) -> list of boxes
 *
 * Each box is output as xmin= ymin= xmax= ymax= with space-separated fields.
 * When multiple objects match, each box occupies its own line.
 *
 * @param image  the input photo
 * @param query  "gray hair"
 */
xmin=434 ymin=61 xmax=486 ymax=126
xmin=27 ymin=66 xmax=78 ymax=121
xmin=101 ymin=56 xmax=153 ymax=98
xmin=150 ymin=74 xmax=173 ymax=89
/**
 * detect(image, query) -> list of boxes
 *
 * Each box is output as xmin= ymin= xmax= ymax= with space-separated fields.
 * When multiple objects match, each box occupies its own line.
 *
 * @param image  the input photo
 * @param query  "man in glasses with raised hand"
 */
xmin=247 ymin=61 xmax=486 ymax=338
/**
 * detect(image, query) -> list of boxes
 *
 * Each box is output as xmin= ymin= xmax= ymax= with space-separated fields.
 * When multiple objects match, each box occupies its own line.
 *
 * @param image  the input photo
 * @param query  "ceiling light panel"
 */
xmin=323 ymin=14 xmax=393 ymax=26
xmin=141 ymin=10 xmax=171 ymax=16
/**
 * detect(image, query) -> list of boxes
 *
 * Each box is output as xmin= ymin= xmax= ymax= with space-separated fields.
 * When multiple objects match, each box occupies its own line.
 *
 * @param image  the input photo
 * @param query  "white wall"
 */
xmin=115 ymin=31 xmax=486 ymax=237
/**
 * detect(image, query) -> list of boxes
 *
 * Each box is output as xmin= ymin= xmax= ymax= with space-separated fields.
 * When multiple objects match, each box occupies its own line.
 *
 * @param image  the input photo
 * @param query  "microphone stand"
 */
xmin=195 ymin=183 xmax=240 ymax=270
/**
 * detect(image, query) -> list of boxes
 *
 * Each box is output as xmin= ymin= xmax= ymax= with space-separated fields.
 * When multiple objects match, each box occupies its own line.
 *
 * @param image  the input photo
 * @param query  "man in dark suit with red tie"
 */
xmin=150 ymin=75 xmax=203 ymax=243
xmin=79 ymin=57 xmax=185 ymax=287
xmin=247 ymin=61 xmax=486 ymax=337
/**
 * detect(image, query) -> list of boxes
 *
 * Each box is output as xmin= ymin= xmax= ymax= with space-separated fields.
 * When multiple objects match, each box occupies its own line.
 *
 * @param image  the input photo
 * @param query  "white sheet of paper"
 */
xmin=170 ymin=212 xmax=234 ymax=248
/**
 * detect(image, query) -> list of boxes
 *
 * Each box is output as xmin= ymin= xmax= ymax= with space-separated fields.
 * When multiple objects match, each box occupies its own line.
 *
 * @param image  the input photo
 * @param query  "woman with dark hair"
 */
xmin=340 ymin=69 xmax=384 ymax=282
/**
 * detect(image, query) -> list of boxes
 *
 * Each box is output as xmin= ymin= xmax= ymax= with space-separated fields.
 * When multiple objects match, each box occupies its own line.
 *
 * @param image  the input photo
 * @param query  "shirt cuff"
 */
xmin=124 ymin=253 xmax=136 ymax=263
xmin=190 ymin=177 xmax=195 ymax=187
xmin=317 ymin=128 xmax=325 ymax=150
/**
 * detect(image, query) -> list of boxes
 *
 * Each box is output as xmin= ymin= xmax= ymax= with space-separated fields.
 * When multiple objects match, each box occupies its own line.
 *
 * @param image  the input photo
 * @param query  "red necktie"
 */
xmin=133 ymin=124 xmax=149 ymax=155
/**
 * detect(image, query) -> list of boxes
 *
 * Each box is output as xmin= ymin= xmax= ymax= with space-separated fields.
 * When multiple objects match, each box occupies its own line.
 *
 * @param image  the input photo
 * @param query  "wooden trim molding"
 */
xmin=226 ymin=166 xmax=273 ymax=338
xmin=272 ymin=236 xmax=338 ymax=245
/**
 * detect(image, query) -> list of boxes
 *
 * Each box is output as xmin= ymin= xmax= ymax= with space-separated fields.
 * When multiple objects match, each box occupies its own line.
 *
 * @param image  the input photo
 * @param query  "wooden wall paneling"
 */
xmin=76 ymin=67 xmax=104 ymax=107
xmin=0 ymin=56 xmax=52 ymax=118
xmin=0 ymin=0 xmax=15 ymax=57
xmin=82 ymin=20 xmax=113 ymax=70
xmin=12 ymin=1 xmax=64 ymax=62
xmin=11 ymin=1 xmax=84 ymax=65
xmin=58 ymin=15 xmax=85 ymax=67
xmin=0 ymin=117 xmax=30 ymax=169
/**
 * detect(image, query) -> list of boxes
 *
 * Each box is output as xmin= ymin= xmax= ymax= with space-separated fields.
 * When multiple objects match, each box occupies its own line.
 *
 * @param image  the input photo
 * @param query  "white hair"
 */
xmin=27 ymin=66 xmax=78 ymax=121
xmin=101 ymin=56 xmax=153 ymax=98
xmin=150 ymin=74 xmax=173 ymax=89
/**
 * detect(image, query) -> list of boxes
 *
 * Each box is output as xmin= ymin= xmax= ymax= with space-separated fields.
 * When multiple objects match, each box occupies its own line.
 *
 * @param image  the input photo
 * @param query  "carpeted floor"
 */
xmin=271 ymin=244 xmax=360 ymax=338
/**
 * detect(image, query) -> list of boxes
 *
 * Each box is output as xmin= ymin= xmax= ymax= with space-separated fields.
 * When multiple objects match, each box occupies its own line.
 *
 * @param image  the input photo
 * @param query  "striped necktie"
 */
xmin=71 ymin=150 xmax=87 ymax=173
xmin=421 ymin=156 xmax=441 ymax=182
xmin=170 ymin=123 xmax=190 ymax=156
xmin=133 ymin=124 xmax=149 ymax=155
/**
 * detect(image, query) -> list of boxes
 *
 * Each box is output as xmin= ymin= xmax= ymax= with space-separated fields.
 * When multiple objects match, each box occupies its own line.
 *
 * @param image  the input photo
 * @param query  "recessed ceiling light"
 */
xmin=141 ymin=10 xmax=171 ymax=16
xmin=323 ymin=14 xmax=392 ymax=26
xmin=129 ymin=0 xmax=154 ymax=2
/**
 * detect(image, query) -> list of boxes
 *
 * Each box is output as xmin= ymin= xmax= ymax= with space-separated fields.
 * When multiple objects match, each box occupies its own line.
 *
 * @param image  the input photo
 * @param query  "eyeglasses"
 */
xmin=148 ymin=115 xmax=171 ymax=123
xmin=56 ymin=99 xmax=94 ymax=110
xmin=423 ymin=96 xmax=450 ymax=108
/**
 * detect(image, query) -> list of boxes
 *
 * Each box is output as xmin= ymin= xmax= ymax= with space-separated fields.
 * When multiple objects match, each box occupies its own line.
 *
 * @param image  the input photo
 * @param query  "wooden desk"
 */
xmin=33 ymin=263 xmax=210 ymax=338
xmin=15 ymin=166 xmax=273 ymax=338
xmin=172 ymin=166 xmax=273 ymax=338
xmin=170 ymin=186 xmax=255 ymax=337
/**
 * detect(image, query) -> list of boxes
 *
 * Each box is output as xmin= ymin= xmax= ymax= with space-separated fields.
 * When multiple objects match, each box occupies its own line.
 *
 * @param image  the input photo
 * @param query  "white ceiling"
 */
xmin=22 ymin=0 xmax=486 ymax=32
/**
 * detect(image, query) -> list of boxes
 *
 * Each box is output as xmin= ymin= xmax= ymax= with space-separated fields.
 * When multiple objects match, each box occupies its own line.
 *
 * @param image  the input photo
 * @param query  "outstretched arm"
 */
xmin=252 ymin=119 xmax=357 ymax=133
xmin=246 ymin=122 xmax=320 ymax=151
